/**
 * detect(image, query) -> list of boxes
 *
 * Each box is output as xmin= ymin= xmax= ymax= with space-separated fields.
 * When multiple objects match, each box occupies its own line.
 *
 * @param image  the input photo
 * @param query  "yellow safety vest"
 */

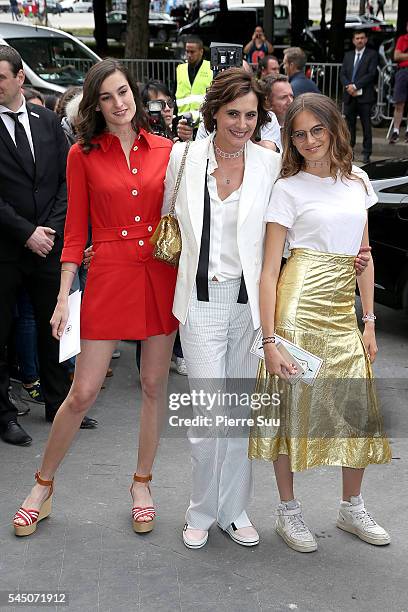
xmin=175 ymin=60 xmax=213 ymax=123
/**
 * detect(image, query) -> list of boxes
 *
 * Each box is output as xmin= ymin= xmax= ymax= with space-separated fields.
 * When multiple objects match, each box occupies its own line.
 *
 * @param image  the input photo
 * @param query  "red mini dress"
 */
xmin=61 ymin=129 xmax=178 ymax=340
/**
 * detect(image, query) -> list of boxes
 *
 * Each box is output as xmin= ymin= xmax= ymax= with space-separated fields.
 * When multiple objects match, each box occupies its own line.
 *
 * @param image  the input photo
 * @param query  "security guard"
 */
xmin=176 ymin=36 xmax=213 ymax=127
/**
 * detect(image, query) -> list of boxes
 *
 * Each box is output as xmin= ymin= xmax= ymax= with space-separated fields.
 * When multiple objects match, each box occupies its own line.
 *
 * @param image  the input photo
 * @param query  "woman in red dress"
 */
xmin=13 ymin=59 xmax=178 ymax=537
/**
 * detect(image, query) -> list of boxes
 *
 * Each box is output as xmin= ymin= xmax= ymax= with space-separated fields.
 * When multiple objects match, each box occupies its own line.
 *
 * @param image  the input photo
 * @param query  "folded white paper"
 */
xmin=59 ymin=290 xmax=81 ymax=363
xmin=250 ymin=329 xmax=323 ymax=386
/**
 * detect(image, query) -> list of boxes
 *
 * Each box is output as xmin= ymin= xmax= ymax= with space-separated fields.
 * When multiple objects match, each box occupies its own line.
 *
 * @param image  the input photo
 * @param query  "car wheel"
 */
xmin=68 ymin=6 xmax=73 ymax=11
xmin=87 ymin=6 xmax=92 ymax=11
xmin=157 ymin=28 xmax=168 ymax=43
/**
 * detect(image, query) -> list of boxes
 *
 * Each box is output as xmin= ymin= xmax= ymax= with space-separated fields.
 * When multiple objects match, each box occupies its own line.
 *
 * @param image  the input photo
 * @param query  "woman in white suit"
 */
xmin=163 ymin=68 xmax=281 ymax=549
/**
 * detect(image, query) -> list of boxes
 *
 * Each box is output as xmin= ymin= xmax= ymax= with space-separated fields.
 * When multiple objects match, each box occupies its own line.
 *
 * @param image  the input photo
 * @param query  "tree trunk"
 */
xmin=396 ymin=0 xmax=408 ymax=36
xmin=291 ymin=0 xmax=309 ymax=46
xmin=263 ymin=0 xmax=274 ymax=44
xmin=125 ymin=0 xmax=150 ymax=59
xmin=320 ymin=0 xmax=326 ymax=30
xmin=359 ymin=0 xmax=366 ymax=16
xmin=328 ymin=0 xmax=347 ymax=61
xmin=93 ymin=0 xmax=108 ymax=55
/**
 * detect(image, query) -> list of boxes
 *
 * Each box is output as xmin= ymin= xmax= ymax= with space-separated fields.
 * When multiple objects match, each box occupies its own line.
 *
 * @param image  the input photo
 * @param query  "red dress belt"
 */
xmin=92 ymin=223 xmax=158 ymax=243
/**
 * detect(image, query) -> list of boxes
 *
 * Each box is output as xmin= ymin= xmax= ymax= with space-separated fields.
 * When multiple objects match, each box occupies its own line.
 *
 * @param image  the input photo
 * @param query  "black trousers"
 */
xmin=344 ymin=100 xmax=373 ymax=157
xmin=0 ymin=248 xmax=71 ymax=428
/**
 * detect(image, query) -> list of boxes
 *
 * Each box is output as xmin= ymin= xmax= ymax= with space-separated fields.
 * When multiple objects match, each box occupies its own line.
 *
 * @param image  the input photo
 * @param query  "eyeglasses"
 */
xmin=291 ymin=125 xmax=327 ymax=143
xmin=158 ymin=98 xmax=175 ymax=110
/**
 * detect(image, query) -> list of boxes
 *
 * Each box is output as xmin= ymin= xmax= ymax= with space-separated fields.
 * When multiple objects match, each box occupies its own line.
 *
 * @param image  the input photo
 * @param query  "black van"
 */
xmin=178 ymin=4 xmax=290 ymax=47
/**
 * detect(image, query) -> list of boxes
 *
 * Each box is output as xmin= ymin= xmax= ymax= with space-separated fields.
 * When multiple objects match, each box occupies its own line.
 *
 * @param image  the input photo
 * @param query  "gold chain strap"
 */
xmin=168 ymin=140 xmax=191 ymax=217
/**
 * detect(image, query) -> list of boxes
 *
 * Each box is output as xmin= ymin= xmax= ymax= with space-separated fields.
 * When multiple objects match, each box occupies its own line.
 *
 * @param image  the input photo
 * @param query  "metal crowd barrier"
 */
xmin=307 ymin=62 xmax=343 ymax=105
xmin=375 ymin=63 xmax=402 ymax=123
xmin=57 ymin=58 xmax=404 ymax=129
xmin=57 ymin=57 xmax=95 ymax=73
xmin=121 ymin=58 xmax=182 ymax=92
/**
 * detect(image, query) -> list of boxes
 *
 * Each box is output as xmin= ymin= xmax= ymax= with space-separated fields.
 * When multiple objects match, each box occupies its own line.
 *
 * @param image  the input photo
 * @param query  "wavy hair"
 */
xmin=201 ymin=67 xmax=269 ymax=137
xmin=76 ymin=59 xmax=150 ymax=153
xmin=280 ymin=93 xmax=366 ymax=190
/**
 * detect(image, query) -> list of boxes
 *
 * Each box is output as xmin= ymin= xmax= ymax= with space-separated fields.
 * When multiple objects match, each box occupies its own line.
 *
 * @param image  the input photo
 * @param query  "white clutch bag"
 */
xmin=250 ymin=329 xmax=323 ymax=386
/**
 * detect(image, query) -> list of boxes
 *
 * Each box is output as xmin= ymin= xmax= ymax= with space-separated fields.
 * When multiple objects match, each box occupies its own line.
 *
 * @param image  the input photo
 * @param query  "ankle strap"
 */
xmin=133 ymin=473 xmax=152 ymax=483
xmin=35 ymin=471 xmax=54 ymax=487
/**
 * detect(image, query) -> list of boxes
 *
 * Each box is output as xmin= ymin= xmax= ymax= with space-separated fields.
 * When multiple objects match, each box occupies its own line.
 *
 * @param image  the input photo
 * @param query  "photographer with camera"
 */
xmin=244 ymin=26 xmax=274 ymax=66
xmin=141 ymin=81 xmax=177 ymax=141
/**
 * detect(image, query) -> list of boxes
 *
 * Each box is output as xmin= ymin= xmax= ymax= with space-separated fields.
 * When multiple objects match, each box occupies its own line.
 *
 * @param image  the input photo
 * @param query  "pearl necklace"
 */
xmin=214 ymin=143 xmax=245 ymax=159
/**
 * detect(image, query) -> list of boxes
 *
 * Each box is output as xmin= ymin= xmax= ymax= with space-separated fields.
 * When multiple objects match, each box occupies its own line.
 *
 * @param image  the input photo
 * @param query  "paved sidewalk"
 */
xmin=0 ymin=301 xmax=407 ymax=612
xmin=353 ymin=125 xmax=408 ymax=162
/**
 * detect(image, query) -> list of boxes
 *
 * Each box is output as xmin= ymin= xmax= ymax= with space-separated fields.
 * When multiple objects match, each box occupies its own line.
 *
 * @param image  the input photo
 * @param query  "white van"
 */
xmin=0 ymin=22 xmax=100 ymax=94
xmin=60 ymin=0 xmax=93 ymax=13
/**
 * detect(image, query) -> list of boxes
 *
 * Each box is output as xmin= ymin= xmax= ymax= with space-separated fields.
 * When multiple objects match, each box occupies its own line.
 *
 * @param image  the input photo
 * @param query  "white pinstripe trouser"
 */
xmin=179 ymin=279 xmax=259 ymax=530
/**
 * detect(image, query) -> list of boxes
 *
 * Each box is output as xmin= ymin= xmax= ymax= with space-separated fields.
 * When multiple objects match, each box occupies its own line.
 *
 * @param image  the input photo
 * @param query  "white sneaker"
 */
xmin=182 ymin=524 xmax=208 ymax=549
xmin=174 ymin=357 xmax=188 ymax=376
xmin=275 ymin=500 xmax=317 ymax=553
xmin=337 ymin=495 xmax=390 ymax=546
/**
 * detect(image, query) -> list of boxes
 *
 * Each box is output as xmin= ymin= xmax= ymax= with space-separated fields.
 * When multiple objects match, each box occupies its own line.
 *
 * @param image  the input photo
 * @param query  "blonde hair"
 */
xmin=280 ymin=93 xmax=367 ymax=191
xmin=65 ymin=92 xmax=83 ymax=125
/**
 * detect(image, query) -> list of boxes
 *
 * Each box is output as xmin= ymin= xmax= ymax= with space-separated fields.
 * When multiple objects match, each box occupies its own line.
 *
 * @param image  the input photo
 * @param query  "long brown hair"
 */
xmin=76 ymin=58 xmax=150 ymax=153
xmin=280 ymin=93 xmax=365 ymax=189
xmin=201 ymin=67 xmax=270 ymax=136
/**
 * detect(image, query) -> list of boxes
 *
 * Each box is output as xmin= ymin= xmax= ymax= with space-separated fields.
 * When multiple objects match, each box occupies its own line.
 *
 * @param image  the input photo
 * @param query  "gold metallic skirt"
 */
xmin=248 ymin=248 xmax=391 ymax=471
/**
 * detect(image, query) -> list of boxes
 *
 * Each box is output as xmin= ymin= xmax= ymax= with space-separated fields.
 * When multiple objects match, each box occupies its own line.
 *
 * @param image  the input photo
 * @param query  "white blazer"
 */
xmin=162 ymin=134 xmax=281 ymax=329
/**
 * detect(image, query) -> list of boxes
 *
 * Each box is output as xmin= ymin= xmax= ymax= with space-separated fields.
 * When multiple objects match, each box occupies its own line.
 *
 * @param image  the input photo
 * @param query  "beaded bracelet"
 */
xmin=261 ymin=335 xmax=276 ymax=345
xmin=362 ymin=313 xmax=376 ymax=323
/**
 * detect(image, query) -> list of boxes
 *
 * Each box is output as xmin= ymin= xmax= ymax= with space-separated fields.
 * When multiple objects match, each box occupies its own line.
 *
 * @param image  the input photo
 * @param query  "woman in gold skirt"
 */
xmin=249 ymin=93 xmax=391 ymax=552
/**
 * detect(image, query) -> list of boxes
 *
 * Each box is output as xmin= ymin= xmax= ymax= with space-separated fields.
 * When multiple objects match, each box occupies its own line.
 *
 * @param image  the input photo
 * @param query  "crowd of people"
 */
xmin=1 ymin=21 xmax=403 ymax=550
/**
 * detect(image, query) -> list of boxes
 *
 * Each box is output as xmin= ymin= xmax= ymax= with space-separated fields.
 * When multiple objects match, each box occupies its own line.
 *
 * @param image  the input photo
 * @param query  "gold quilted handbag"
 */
xmin=150 ymin=141 xmax=191 ymax=266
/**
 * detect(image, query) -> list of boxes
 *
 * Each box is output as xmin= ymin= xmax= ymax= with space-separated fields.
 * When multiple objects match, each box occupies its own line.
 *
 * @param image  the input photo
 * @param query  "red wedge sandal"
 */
xmin=130 ymin=474 xmax=155 ymax=534
xmin=14 ymin=471 xmax=54 ymax=537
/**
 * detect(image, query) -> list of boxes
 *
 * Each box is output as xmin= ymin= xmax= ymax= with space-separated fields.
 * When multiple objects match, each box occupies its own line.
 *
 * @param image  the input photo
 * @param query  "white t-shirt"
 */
xmin=265 ymin=166 xmax=377 ymax=256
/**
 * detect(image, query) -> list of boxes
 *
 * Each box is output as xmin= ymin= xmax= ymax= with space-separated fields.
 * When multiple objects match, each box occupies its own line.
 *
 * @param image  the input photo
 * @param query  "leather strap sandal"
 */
xmin=130 ymin=474 xmax=155 ymax=534
xmin=13 ymin=471 xmax=54 ymax=537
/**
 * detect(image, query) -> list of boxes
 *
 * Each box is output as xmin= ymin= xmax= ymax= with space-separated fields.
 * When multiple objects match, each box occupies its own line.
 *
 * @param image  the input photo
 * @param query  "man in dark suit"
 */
xmin=340 ymin=30 xmax=378 ymax=164
xmin=0 ymin=45 xmax=96 ymax=445
xmin=283 ymin=47 xmax=321 ymax=97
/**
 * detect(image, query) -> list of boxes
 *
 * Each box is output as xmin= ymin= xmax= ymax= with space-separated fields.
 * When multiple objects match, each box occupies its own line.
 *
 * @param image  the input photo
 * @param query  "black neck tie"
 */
xmin=195 ymin=159 xmax=248 ymax=304
xmin=5 ymin=112 xmax=35 ymax=177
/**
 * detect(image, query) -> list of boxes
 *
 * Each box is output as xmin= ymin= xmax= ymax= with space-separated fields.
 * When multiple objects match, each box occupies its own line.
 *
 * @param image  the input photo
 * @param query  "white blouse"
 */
xmin=265 ymin=166 xmax=377 ymax=256
xmin=207 ymin=143 xmax=242 ymax=281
